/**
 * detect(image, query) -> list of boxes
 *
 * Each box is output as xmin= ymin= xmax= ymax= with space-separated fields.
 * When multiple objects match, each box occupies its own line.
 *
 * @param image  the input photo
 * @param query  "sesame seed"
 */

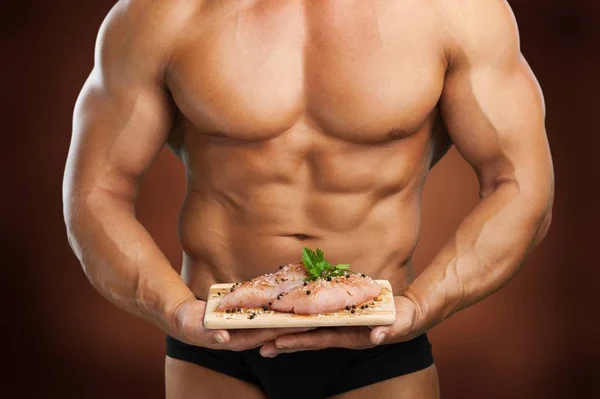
xmin=263 ymin=306 xmax=268 ymax=311
xmin=306 ymin=290 xmax=311 ymax=295
xmin=351 ymin=309 xmax=356 ymax=314
xmin=303 ymin=282 xmax=308 ymax=286
xmin=268 ymin=302 xmax=272 ymax=306
xmin=345 ymin=306 xmax=351 ymax=310
xmin=352 ymin=305 xmax=356 ymax=309
xmin=217 ymin=292 xmax=221 ymax=296
xmin=279 ymin=265 xmax=284 ymax=269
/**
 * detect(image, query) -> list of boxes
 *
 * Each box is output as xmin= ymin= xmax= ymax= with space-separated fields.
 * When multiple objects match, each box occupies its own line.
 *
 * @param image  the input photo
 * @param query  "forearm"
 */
xmin=64 ymin=187 xmax=195 ymax=333
xmin=406 ymin=180 xmax=552 ymax=330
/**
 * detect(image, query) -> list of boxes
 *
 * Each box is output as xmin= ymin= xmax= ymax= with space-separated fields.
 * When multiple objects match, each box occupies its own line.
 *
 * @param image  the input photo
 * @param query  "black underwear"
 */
xmin=166 ymin=333 xmax=434 ymax=398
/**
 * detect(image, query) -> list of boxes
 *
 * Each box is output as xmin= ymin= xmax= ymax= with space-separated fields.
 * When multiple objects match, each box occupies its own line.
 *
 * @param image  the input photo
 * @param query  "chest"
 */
xmin=166 ymin=0 xmax=447 ymax=143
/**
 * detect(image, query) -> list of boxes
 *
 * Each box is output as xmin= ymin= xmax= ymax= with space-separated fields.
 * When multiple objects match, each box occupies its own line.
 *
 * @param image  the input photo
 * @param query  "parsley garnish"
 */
xmin=301 ymin=247 xmax=351 ymax=281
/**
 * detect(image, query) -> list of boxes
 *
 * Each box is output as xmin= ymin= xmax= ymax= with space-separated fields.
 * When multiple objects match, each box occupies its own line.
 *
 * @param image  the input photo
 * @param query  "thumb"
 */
xmin=175 ymin=298 xmax=231 ymax=346
xmin=369 ymin=315 xmax=412 ymax=345
xmin=370 ymin=296 xmax=419 ymax=345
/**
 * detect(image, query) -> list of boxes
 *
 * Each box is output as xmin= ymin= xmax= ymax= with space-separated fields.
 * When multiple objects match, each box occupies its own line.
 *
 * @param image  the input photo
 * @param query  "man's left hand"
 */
xmin=259 ymin=295 xmax=424 ymax=357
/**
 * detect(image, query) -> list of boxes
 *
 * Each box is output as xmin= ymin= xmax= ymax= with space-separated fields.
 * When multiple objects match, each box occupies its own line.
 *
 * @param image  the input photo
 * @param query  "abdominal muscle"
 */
xmin=175 ymin=125 xmax=433 ymax=300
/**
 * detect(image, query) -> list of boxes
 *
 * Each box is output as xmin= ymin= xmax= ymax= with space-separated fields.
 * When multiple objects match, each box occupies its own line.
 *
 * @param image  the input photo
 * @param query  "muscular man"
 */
xmin=63 ymin=0 xmax=553 ymax=398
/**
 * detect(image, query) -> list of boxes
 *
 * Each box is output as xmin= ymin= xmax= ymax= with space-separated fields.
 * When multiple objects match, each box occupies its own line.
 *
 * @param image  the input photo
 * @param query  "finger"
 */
xmin=259 ymin=342 xmax=278 ymax=358
xmin=261 ymin=328 xmax=373 ymax=357
xmin=369 ymin=295 xmax=422 ymax=346
xmin=181 ymin=328 xmax=231 ymax=347
xmin=232 ymin=327 xmax=316 ymax=341
xmin=174 ymin=298 xmax=233 ymax=346
xmin=261 ymin=346 xmax=310 ymax=358
xmin=276 ymin=328 xmax=370 ymax=351
xmin=370 ymin=313 xmax=412 ymax=345
xmin=209 ymin=329 xmax=231 ymax=344
xmin=204 ymin=324 xmax=315 ymax=349
xmin=369 ymin=326 xmax=389 ymax=346
xmin=273 ymin=327 xmax=318 ymax=336
xmin=274 ymin=330 xmax=335 ymax=350
xmin=259 ymin=341 xmax=311 ymax=358
xmin=178 ymin=312 xmax=231 ymax=346
xmin=228 ymin=327 xmax=316 ymax=350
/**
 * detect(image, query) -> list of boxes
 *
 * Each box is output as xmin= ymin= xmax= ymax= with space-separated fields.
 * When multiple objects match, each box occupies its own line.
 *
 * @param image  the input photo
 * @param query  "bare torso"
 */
xmin=65 ymin=1 xmax=552 ymax=396
xmin=165 ymin=0 xmax=451 ymax=296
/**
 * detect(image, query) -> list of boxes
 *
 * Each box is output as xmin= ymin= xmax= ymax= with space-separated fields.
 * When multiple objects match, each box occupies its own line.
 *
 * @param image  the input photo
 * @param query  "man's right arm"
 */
xmin=62 ymin=2 xmax=195 ymax=334
xmin=63 ymin=2 xmax=310 ymax=349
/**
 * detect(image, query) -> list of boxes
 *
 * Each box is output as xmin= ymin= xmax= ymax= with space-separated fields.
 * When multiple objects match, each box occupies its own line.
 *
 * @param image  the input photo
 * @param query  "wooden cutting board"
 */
xmin=203 ymin=280 xmax=396 ymax=329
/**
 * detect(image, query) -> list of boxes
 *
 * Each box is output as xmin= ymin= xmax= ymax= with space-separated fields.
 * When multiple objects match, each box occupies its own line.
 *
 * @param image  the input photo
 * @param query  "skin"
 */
xmin=63 ymin=0 xmax=554 ymax=398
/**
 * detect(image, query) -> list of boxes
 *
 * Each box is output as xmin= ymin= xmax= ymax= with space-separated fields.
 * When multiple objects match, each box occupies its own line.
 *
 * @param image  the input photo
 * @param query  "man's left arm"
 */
xmin=260 ymin=0 xmax=553 ymax=356
xmin=391 ymin=0 xmax=554 ymax=338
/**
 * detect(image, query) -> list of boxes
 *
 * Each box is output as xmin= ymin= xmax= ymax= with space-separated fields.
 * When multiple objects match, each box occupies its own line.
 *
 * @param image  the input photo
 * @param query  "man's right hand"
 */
xmin=172 ymin=299 xmax=315 ymax=351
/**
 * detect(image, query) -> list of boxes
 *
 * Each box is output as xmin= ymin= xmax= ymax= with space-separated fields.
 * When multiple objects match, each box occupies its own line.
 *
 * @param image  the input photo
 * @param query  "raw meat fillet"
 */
xmin=270 ymin=273 xmax=381 ymax=314
xmin=217 ymin=262 xmax=307 ymax=310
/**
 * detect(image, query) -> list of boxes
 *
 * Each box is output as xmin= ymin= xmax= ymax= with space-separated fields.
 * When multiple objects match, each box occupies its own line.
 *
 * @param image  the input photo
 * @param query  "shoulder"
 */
xmin=432 ymin=0 xmax=521 ymax=67
xmin=94 ymin=0 xmax=202 ymax=82
xmin=101 ymin=0 xmax=202 ymax=33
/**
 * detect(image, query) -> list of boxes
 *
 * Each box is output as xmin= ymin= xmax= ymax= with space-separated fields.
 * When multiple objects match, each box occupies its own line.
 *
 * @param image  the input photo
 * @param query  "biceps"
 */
xmin=440 ymin=58 xmax=550 ymax=197
xmin=67 ymin=72 xmax=175 ymax=201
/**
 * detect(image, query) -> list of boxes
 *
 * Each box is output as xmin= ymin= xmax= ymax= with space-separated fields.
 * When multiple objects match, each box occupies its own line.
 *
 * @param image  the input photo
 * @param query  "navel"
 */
xmin=281 ymin=233 xmax=315 ymax=241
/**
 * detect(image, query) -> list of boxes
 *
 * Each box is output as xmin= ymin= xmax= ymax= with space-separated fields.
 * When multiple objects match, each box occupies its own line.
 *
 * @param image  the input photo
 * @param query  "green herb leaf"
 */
xmin=300 ymin=247 xmax=353 ymax=281
xmin=335 ymin=264 xmax=351 ymax=270
xmin=316 ymin=248 xmax=325 ymax=263
xmin=302 ymin=247 xmax=315 ymax=269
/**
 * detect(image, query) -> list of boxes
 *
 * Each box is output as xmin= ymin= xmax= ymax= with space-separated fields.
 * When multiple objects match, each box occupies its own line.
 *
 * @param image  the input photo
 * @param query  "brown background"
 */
xmin=3 ymin=1 xmax=599 ymax=398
